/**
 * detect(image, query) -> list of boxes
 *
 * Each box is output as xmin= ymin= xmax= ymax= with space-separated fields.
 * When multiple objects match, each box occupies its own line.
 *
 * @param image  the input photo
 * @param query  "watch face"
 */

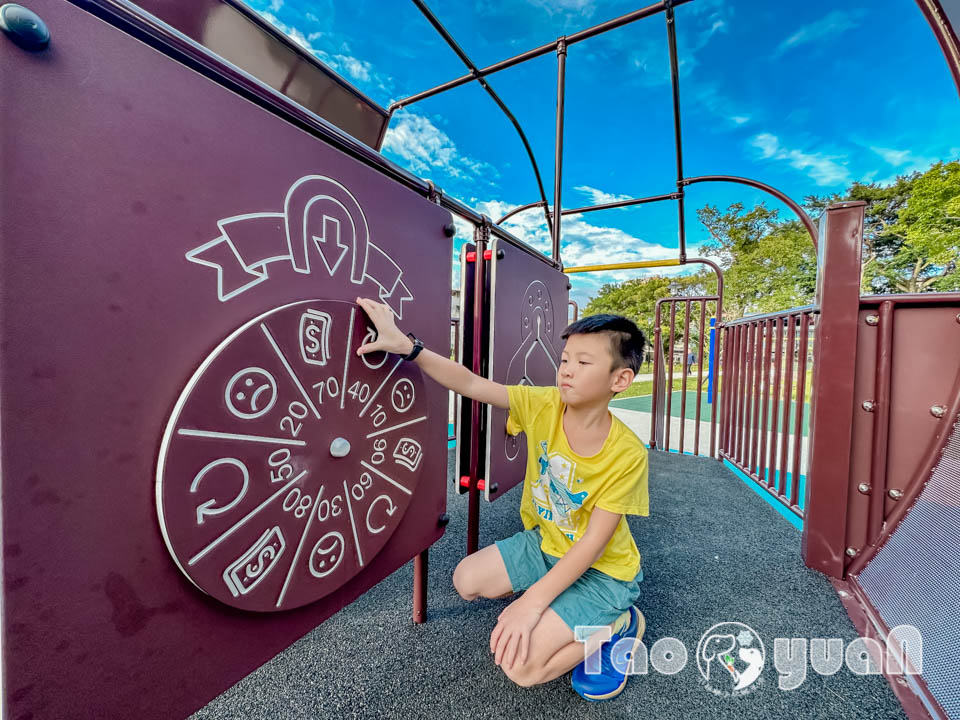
xmin=156 ymin=299 xmax=428 ymax=611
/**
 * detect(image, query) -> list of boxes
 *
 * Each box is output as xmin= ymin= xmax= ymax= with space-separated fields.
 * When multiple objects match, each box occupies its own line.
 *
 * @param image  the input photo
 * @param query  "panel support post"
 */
xmin=801 ymin=201 xmax=866 ymax=578
xmin=467 ymin=220 xmax=490 ymax=555
xmin=412 ymin=548 xmax=428 ymax=624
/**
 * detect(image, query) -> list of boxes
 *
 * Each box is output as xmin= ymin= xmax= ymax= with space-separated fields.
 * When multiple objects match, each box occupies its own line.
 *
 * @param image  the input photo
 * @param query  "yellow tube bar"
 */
xmin=563 ymin=258 xmax=682 ymax=274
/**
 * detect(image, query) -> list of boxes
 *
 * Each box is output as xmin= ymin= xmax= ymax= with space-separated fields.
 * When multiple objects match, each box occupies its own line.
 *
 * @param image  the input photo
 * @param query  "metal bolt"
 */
xmin=888 ymin=488 xmax=903 ymax=500
xmin=956 ymin=313 xmax=960 ymax=324
xmin=329 ymin=437 xmax=351 ymax=457
xmin=930 ymin=405 xmax=946 ymax=418
xmin=437 ymin=513 xmax=450 ymax=527
xmin=865 ymin=314 xmax=879 ymax=326
xmin=442 ymin=222 xmax=456 ymax=238
xmin=845 ymin=547 xmax=858 ymax=557
xmin=862 ymin=401 xmax=875 ymax=412
xmin=0 ymin=3 xmax=50 ymax=51
xmin=857 ymin=483 xmax=871 ymax=494
xmin=837 ymin=590 xmax=850 ymax=598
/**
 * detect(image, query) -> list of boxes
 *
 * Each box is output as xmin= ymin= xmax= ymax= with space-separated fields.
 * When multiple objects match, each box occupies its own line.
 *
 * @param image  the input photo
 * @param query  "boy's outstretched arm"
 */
xmin=489 ymin=508 xmax=622 ymax=670
xmin=355 ymin=297 xmax=509 ymax=409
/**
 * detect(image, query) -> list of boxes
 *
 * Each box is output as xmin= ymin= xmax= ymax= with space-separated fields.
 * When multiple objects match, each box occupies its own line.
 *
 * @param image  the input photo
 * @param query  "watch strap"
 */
xmin=403 ymin=332 xmax=424 ymax=361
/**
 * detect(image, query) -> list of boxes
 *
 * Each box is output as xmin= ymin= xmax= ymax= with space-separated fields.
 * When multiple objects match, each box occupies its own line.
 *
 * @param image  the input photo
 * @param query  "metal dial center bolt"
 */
xmin=329 ymin=437 xmax=351 ymax=458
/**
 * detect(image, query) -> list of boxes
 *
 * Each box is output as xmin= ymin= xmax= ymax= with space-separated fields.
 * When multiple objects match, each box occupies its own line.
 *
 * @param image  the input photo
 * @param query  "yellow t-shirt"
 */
xmin=505 ymin=384 xmax=649 ymax=582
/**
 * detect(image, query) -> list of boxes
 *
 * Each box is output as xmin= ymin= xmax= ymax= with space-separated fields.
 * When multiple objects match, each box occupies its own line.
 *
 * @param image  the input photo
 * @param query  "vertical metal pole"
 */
xmin=651 ymin=301 xmax=663 ymax=450
xmin=552 ymin=38 xmax=567 ymax=264
xmin=769 ymin=317 xmax=784 ymax=488
xmin=665 ymin=300 xmax=677 ymax=452
xmin=791 ymin=312 xmax=811 ymax=510
xmin=736 ymin=323 xmax=751 ymax=465
xmin=412 ymin=549 xmax=428 ymax=624
xmin=467 ymin=224 xmax=488 ymax=555
xmin=679 ymin=300 xmax=691 ymax=454
xmin=750 ymin=320 xmax=765 ymax=476
xmin=779 ymin=316 xmax=796 ymax=499
xmin=758 ymin=319 xmax=772 ymax=487
xmin=694 ymin=301 xmax=706 ymax=456
xmin=801 ymin=202 xmax=865 ymax=578
xmin=710 ymin=286 xmax=723 ymax=458
xmin=665 ymin=6 xmax=686 ymax=262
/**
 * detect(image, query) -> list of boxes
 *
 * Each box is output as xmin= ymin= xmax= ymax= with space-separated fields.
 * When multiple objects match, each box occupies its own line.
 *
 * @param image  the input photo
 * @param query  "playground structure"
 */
xmin=1 ymin=0 xmax=959 ymax=718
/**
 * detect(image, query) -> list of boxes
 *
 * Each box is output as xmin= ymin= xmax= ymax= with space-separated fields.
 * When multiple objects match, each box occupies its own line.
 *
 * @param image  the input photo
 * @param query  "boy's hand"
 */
xmin=489 ymin=595 xmax=544 ymax=670
xmin=355 ymin=297 xmax=414 ymax=357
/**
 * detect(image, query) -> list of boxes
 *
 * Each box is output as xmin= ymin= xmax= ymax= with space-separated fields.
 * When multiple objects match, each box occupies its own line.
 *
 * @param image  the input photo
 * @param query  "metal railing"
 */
xmin=718 ymin=306 xmax=819 ymax=518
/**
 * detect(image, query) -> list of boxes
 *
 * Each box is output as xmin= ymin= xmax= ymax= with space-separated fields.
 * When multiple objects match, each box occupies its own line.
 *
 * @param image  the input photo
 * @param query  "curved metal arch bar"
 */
xmin=406 ymin=0 xmax=554 ymax=236
xmin=496 ymin=191 xmax=681 ymax=226
xmin=681 ymin=175 xmax=819 ymax=249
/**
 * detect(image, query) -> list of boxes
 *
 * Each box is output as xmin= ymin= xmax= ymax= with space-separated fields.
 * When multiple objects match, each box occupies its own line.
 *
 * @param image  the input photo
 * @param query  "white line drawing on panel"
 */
xmin=225 ymin=368 xmax=278 ymax=420
xmin=360 ymin=461 xmax=412 ymax=496
xmin=176 ymin=429 xmax=306 ymax=446
xmin=341 ymin=480 xmax=364 ymax=567
xmin=222 ymin=526 xmax=286 ymax=598
xmin=503 ymin=280 xmax=560 ymax=461
xmin=185 ymin=176 xmax=414 ymax=318
xmin=189 ymin=470 xmax=306 ymax=566
xmin=309 ymin=531 xmax=345 ymax=579
xmin=366 ymin=415 xmax=427 ymax=439
xmin=260 ymin=323 xmax=321 ymax=419
xmin=299 ymin=309 xmax=333 ymax=366
xmin=340 ymin=308 xmax=356 ymax=410
xmin=392 ymin=438 xmax=423 ymax=472
xmin=359 ymin=327 xmax=389 ymax=370
xmin=365 ymin=495 xmax=397 ymax=535
xmin=391 ymin=378 xmax=415 ymax=413
xmin=190 ymin=458 xmax=250 ymax=525
xmin=276 ymin=484 xmax=327 ymax=607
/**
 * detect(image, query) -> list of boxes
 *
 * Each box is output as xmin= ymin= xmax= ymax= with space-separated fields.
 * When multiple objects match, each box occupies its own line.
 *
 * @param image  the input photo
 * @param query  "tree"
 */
xmin=804 ymin=162 xmax=960 ymax=293
xmin=697 ymin=204 xmax=817 ymax=319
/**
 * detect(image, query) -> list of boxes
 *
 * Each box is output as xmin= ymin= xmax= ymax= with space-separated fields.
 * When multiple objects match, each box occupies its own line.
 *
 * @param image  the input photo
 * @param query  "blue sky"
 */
xmin=248 ymin=0 xmax=960 ymax=305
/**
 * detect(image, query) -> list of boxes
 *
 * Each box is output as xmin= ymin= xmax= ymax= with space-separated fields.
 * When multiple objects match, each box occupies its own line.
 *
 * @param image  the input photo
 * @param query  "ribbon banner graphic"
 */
xmin=186 ymin=176 xmax=413 ymax=318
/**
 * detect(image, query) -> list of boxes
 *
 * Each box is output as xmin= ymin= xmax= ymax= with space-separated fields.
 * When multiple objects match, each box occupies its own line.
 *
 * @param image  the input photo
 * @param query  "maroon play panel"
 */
xmin=484 ymin=238 xmax=569 ymax=500
xmin=1 ymin=2 xmax=450 ymax=717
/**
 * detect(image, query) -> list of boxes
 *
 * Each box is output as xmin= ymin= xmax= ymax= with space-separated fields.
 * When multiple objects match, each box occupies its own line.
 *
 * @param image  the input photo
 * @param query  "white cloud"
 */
xmin=731 ymin=115 xmax=750 ymax=125
xmin=870 ymin=146 xmax=937 ymax=173
xmin=750 ymin=133 xmax=850 ymax=186
xmin=526 ymin=0 xmax=597 ymax=18
xmin=775 ymin=10 xmax=863 ymax=56
xmin=382 ymin=110 xmax=499 ymax=185
xmin=254 ymin=9 xmax=392 ymax=94
xmin=268 ymin=0 xmax=283 ymax=11
xmin=573 ymin=185 xmax=633 ymax=207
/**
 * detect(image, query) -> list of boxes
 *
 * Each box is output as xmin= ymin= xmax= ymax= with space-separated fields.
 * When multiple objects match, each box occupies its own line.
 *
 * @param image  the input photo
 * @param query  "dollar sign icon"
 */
xmin=299 ymin=310 xmax=332 ymax=366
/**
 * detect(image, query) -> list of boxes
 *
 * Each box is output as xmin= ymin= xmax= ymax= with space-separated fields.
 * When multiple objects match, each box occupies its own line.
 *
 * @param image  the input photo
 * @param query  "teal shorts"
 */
xmin=494 ymin=527 xmax=643 ymax=633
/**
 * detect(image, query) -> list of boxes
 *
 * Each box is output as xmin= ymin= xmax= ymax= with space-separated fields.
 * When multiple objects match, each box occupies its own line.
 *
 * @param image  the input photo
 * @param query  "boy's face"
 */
xmin=557 ymin=333 xmax=634 ymax=405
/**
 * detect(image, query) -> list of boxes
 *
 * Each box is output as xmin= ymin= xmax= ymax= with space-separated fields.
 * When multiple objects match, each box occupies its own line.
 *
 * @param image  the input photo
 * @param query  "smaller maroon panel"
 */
xmin=485 ymin=239 xmax=568 ymax=500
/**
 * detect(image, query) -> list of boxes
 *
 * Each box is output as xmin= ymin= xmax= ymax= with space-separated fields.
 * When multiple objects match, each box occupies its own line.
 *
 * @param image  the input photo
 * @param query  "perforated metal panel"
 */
xmin=857 ymin=418 xmax=960 ymax=719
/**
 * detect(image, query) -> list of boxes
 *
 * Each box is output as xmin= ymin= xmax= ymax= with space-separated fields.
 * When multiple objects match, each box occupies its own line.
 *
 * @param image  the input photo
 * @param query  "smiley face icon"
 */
xmin=391 ymin=378 xmax=415 ymax=413
xmin=309 ymin=531 xmax=345 ymax=579
xmin=224 ymin=367 xmax=278 ymax=420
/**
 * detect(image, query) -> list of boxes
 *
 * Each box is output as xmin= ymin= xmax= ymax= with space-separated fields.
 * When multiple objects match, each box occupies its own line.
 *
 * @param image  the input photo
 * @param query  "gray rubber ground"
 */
xmin=192 ymin=450 xmax=906 ymax=720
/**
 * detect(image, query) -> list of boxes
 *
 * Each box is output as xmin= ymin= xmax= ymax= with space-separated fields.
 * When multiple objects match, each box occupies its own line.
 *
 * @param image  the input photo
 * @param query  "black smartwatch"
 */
xmin=403 ymin=332 xmax=424 ymax=361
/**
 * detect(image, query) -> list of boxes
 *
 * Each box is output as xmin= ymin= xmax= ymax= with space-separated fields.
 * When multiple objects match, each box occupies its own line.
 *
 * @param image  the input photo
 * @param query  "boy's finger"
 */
xmin=489 ymin=624 xmax=502 ymax=654
xmin=520 ymin=632 xmax=529 ymax=665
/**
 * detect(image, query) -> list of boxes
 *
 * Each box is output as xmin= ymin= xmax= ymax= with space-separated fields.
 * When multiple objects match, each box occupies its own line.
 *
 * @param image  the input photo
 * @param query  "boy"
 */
xmin=356 ymin=298 xmax=649 ymax=701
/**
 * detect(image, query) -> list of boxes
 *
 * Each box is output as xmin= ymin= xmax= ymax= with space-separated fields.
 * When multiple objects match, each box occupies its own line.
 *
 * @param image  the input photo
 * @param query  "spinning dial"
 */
xmin=156 ymin=300 xmax=428 ymax=611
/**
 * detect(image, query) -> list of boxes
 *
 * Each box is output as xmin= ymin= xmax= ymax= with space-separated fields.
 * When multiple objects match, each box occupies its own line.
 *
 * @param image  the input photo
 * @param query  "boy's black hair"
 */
xmin=561 ymin=314 xmax=646 ymax=373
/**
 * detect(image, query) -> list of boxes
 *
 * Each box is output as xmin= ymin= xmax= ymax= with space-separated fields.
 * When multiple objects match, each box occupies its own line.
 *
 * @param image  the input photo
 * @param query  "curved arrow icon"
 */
xmin=191 ymin=458 xmax=250 ymax=525
xmin=365 ymin=494 xmax=397 ymax=535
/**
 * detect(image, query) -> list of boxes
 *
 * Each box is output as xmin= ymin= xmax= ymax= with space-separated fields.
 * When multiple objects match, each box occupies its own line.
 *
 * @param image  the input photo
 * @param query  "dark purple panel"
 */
xmin=0 ymin=2 xmax=451 ymax=718
xmin=485 ymin=239 xmax=569 ymax=500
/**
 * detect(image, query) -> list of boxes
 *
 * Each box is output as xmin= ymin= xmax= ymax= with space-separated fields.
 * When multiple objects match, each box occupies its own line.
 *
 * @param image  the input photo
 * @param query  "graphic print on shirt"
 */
xmin=532 ymin=441 xmax=588 ymax=537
